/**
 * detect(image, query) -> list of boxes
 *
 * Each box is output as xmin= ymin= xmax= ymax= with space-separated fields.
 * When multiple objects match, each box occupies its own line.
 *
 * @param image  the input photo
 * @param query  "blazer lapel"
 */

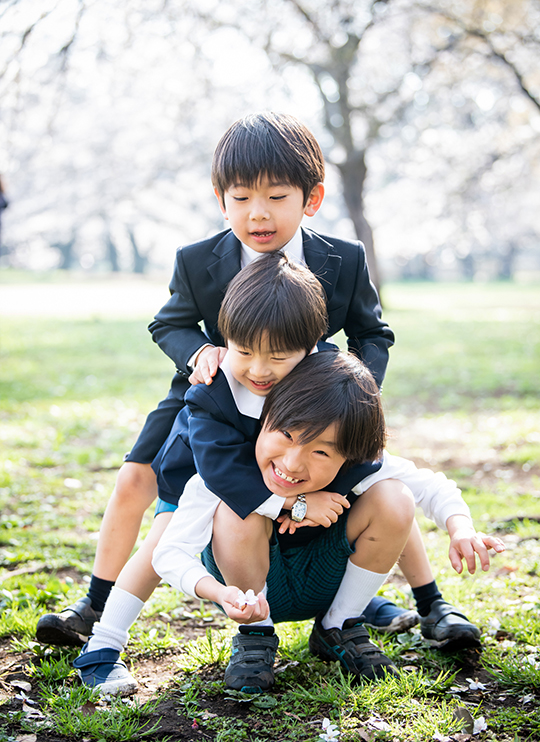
xmin=302 ymin=228 xmax=341 ymax=302
xmin=207 ymin=230 xmax=242 ymax=290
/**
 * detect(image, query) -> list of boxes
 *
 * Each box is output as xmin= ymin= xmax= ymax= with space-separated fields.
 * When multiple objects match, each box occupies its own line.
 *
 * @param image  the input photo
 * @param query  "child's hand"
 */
xmin=447 ymin=515 xmax=505 ymax=574
xmin=277 ymin=514 xmax=320 ymax=534
xmin=220 ymin=586 xmax=270 ymax=624
xmin=277 ymin=491 xmax=349 ymax=534
xmin=189 ymin=346 xmax=227 ymax=385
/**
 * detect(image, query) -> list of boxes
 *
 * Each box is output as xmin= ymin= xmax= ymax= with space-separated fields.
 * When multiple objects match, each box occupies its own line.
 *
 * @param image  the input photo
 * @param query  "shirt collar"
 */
xmin=240 ymin=227 xmax=304 ymax=269
xmin=219 ymin=342 xmax=318 ymax=420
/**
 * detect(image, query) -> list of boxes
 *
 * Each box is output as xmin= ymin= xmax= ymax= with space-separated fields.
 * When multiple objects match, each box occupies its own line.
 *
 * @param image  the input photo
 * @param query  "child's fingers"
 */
xmin=188 ymin=367 xmax=205 ymax=385
xmin=481 ymin=534 xmax=506 ymax=553
xmin=448 ymin=546 xmax=464 ymax=574
xmin=472 ymin=538 xmax=491 ymax=572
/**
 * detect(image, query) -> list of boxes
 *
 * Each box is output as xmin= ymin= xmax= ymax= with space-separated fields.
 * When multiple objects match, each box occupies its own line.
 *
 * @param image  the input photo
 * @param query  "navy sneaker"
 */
xmin=73 ymin=644 xmax=138 ymax=696
xmin=224 ymin=625 xmax=279 ymax=693
xmin=363 ymin=596 xmax=419 ymax=634
xmin=36 ymin=597 xmax=101 ymax=647
xmin=309 ymin=615 xmax=397 ymax=681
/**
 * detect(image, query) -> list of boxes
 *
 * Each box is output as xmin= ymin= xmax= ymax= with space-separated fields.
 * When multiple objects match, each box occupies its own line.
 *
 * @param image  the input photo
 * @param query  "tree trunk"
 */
xmin=53 ymin=238 xmax=76 ymax=270
xmin=105 ymin=233 xmax=120 ymax=272
xmin=336 ymin=152 xmax=381 ymax=292
xmin=128 ymin=228 xmax=148 ymax=274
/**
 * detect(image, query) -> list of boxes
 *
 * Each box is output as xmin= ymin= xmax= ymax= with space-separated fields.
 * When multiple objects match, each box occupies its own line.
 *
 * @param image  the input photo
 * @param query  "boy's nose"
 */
xmin=281 ymin=448 xmax=304 ymax=474
xmin=250 ymin=360 xmax=271 ymax=378
xmin=249 ymin=200 xmax=270 ymax=220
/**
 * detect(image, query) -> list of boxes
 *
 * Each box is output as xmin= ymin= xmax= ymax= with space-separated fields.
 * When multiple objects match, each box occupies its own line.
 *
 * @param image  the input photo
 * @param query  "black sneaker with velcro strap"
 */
xmin=224 ymin=625 xmax=279 ymax=693
xmin=36 ymin=597 xmax=101 ymax=647
xmin=309 ymin=614 xmax=398 ymax=681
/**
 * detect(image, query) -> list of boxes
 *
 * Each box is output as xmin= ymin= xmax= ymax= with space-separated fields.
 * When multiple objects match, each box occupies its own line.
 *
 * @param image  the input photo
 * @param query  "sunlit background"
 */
xmin=1 ymin=0 xmax=539 ymax=284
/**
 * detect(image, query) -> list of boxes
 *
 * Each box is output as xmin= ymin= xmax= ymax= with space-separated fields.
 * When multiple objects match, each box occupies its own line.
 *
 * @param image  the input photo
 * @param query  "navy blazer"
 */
xmin=152 ymin=368 xmax=382 ymax=524
xmin=149 ymin=228 xmax=394 ymax=391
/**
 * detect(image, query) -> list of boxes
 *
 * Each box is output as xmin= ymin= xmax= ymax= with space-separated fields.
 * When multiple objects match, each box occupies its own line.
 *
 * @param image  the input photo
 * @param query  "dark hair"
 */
xmin=261 ymin=352 xmax=386 ymax=465
xmin=212 ymin=112 xmax=325 ymax=206
xmin=218 ymin=251 xmax=327 ymax=354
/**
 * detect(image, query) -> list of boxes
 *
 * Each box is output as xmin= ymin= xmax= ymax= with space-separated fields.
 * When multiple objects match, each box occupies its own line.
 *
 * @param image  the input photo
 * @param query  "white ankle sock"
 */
xmin=87 ymin=586 xmax=144 ymax=653
xmin=321 ymin=561 xmax=388 ymax=630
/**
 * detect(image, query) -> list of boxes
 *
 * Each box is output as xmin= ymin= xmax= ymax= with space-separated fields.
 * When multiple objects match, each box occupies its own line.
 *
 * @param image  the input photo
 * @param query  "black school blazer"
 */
xmin=149 ymin=228 xmax=394 ymax=389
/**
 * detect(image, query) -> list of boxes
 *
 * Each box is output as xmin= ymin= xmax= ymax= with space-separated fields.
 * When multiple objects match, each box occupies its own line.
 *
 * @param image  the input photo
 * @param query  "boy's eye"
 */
xmin=233 ymin=196 xmax=248 ymax=202
xmin=314 ymin=450 xmax=329 ymax=457
xmin=281 ymin=430 xmax=293 ymax=440
xmin=270 ymin=195 xmax=287 ymax=201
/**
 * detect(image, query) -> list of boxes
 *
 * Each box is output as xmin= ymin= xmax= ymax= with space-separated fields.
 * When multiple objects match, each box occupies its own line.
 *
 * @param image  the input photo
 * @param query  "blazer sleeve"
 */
xmin=341 ymin=243 xmax=394 ymax=388
xmin=186 ymin=383 xmax=275 ymax=519
xmin=148 ymin=248 xmax=214 ymax=377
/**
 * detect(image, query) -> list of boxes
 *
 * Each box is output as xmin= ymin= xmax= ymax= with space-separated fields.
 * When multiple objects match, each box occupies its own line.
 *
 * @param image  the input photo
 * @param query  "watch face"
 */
xmin=291 ymin=500 xmax=307 ymax=522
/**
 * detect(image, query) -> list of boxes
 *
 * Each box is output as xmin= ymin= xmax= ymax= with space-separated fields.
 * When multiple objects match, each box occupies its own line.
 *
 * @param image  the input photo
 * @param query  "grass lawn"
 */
xmin=0 ymin=276 xmax=539 ymax=741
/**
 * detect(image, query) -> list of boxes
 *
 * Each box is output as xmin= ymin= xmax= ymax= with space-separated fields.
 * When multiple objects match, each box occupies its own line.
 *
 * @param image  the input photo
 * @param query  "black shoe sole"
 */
xmin=36 ymin=617 xmax=88 ymax=647
xmin=425 ymin=632 xmax=482 ymax=652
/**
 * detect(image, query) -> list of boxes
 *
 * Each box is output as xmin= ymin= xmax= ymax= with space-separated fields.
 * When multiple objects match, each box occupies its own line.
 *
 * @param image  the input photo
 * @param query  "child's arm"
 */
xmin=152 ymin=477 xmax=220 ymax=597
xmin=185 ymin=378 xmax=284 ymax=519
xmin=152 ymin=479 xmax=270 ymax=623
xmin=195 ymin=578 xmax=270 ymax=624
xmin=277 ymin=490 xmax=351 ymax=534
xmin=340 ymin=245 xmax=394 ymax=388
xmin=148 ymin=247 xmax=222 ymax=378
xmin=351 ymin=451 xmax=505 ymax=574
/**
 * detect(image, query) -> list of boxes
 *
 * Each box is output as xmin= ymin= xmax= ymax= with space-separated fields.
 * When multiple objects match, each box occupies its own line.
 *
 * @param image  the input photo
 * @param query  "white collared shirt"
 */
xmin=240 ymin=227 xmax=305 ymax=269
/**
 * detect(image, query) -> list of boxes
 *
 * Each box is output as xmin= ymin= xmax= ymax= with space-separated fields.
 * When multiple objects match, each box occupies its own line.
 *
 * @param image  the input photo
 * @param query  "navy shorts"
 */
xmin=201 ymin=513 xmax=354 ymax=624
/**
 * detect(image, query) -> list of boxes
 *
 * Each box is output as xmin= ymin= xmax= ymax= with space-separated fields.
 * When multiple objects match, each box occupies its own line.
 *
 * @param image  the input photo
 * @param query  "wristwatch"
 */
xmin=291 ymin=494 xmax=307 ymax=522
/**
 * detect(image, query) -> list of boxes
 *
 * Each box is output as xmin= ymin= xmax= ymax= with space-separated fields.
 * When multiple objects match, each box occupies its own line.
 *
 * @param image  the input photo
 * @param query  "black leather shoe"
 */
xmin=36 ymin=597 xmax=102 ymax=647
xmin=420 ymin=599 xmax=481 ymax=651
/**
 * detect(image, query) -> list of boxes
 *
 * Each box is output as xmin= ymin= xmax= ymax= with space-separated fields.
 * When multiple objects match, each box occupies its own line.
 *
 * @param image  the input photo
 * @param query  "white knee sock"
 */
xmin=87 ymin=586 xmax=145 ymax=653
xmin=321 ymin=561 xmax=389 ymax=630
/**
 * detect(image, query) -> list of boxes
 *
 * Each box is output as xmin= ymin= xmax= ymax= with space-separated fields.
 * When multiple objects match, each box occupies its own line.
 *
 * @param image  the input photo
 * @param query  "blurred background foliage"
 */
xmin=0 ymin=0 xmax=539 ymax=286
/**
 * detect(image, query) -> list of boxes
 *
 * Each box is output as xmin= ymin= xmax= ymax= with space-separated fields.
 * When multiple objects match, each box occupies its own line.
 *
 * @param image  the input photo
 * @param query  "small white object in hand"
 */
xmin=236 ymin=589 xmax=258 ymax=607
xmin=320 ymin=718 xmax=340 ymax=740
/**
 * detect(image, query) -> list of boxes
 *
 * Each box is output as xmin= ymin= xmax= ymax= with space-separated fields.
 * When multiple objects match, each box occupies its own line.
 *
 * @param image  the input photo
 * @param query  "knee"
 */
xmin=114 ymin=462 xmax=157 ymax=509
xmin=213 ymin=505 xmax=269 ymax=547
xmin=365 ymin=479 xmax=416 ymax=534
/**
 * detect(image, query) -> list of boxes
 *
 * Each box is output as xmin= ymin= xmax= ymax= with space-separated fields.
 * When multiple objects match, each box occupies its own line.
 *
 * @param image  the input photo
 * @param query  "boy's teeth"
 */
xmin=275 ymin=466 xmax=301 ymax=484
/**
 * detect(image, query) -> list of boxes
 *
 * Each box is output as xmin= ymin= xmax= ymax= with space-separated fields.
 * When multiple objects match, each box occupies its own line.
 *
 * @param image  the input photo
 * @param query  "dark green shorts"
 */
xmin=201 ymin=513 xmax=354 ymax=624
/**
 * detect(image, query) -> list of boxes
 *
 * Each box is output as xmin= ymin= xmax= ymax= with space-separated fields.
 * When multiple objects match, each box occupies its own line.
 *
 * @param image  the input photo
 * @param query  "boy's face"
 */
xmin=227 ymin=337 xmax=307 ymax=397
xmin=215 ymin=177 xmax=324 ymax=253
xmin=255 ymin=423 xmax=346 ymax=497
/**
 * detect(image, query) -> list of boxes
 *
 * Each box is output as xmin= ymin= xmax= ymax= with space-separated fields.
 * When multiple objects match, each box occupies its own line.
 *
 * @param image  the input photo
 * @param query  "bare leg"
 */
xmin=211 ymin=504 xmax=273 ymax=594
xmin=92 ymin=462 xmax=158 ymax=581
xmin=397 ymin=519 xmax=435 ymax=588
xmin=114 ymin=511 xmax=173 ymax=601
xmin=346 ymin=479 xmax=416 ymax=573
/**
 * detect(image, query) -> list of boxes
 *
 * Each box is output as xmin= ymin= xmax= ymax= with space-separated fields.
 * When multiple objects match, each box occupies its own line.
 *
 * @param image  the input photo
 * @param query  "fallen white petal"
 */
xmin=473 ymin=716 xmax=487 ymax=734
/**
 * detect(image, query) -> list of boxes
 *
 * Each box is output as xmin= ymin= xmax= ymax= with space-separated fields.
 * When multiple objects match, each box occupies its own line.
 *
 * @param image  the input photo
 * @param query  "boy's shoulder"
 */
xmin=176 ymin=229 xmax=238 ymax=261
xmin=302 ymin=228 xmax=365 ymax=260
xmin=185 ymin=370 xmax=257 ymax=431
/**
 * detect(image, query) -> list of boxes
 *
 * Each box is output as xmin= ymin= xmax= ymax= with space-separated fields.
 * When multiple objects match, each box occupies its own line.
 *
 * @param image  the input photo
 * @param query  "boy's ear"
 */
xmin=214 ymin=188 xmax=228 ymax=219
xmin=303 ymin=183 xmax=324 ymax=217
